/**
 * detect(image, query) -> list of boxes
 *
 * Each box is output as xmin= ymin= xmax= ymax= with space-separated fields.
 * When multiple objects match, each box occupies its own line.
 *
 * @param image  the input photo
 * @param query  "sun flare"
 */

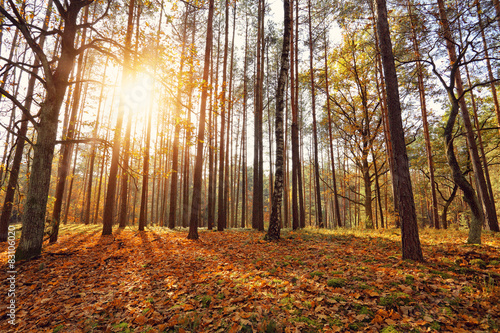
xmin=120 ymin=74 xmax=154 ymax=111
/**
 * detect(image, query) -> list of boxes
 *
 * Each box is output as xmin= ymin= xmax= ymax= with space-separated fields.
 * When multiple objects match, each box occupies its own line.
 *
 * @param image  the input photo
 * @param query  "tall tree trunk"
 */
xmin=253 ymin=0 xmax=265 ymax=231
xmin=83 ymin=56 xmax=108 ymax=225
xmin=182 ymin=13 xmax=196 ymax=229
xmin=207 ymin=38 xmax=215 ymax=230
xmin=225 ymin=3 xmax=236 ymax=228
xmin=463 ymin=64 xmax=497 ymax=233
xmin=12 ymin=1 xmax=87 ymax=259
xmin=0 ymin=0 xmax=54 ymax=242
xmin=102 ymin=0 xmax=136 ymax=235
xmin=266 ymin=0 xmax=290 ymax=241
xmin=119 ymin=3 xmax=142 ymax=229
xmin=290 ymin=0 xmax=300 ymax=230
xmin=437 ymin=0 xmax=499 ymax=233
xmin=187 ymin=0 xmax=214 ymax=240
xmin=323 ymin=36 xmax=342 ymax=228
xmin=296 ymin=0 xmax=305 ymax=229
xmin=406 ymin=0 xmax=439 ymax=229
xmin=168 ymin=9 xmax=189 ymax=230
xmin=369 ymin=2 xmax=399 ymax=228
xmin=241 ymin=11 xmax=249 ymax=229
xmin=307 ymin=0 xmax=323 ymax=228
xmin=217 ymin=0 xmax=230 ymax=232
xmin=375 ymin=0 xmax=424 ymax=261
xmin=138 ymin=3 xmax=162 ymax=229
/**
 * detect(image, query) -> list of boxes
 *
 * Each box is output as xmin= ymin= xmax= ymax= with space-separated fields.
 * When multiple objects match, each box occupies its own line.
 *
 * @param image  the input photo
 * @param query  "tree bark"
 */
xmin=187 ymin=0 xmax=214 ymax=240
xmin=406 ymin=0 xmax=439 ymax=229
xmin=437 ymin=0 xmax=499 ymax=233
xmin=266 ymin=0 xmax=290 ymax=241
xmin=253 ymin=0 xmax=265 ymax=231
xmin=0 ymin=0 xmax=53 ymax=242
xmin=307 ymin=0 xmax=323 ymax=228
xmin=375 ymin=0 xmax=424 ymax=261
xmin=217 ymin=0 xmax=230 ymax=232
xmin=102 ymin=0 xmax=136 ymax=235
xmin=290 ymin=0 xmax=299 ymax=230
xmin=51 ymin=6 xmax=90 ymax=242
xmin=12 ymin=0 xmax=87 ymax=260
xmin=323 ymin=36 xmax=342 ymax=228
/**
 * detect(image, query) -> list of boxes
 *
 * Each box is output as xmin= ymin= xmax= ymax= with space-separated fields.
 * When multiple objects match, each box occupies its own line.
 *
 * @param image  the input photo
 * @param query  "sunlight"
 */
xmin=121 ymin=74 xmax=154 ymax=112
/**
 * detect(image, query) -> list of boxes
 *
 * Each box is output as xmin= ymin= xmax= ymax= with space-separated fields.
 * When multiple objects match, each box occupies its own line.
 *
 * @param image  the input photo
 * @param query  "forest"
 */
xmin=1 ymin=0 xmax=500 ymax=332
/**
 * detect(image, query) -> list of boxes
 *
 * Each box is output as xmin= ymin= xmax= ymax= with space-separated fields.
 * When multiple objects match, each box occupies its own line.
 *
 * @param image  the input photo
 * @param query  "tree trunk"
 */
xmin=253 ymin=0 xmax=265 ymax=231
xmin=369 ymin=2 xmax=399 ymax=228
xmin=217 ymin=0 xmax=230 ymax=232
xmin=307 ymin=0 xmax=323 ymax=228
xmin=441 ymin=185 xmax=458 ymax=230
xmin=375 ymin=0 xmax=424 ymax=261
xmin=241 ymin=11 xmax=249 ymax=229
xmin=290 ymin=0 xmax=299 ymax=230
xmin=168 ymin=9 xmax=189 ymax=230
xmin=102 ymin=0 xmax=136 ymax=235
xmin=207 ymin=40 xmax=215 ymax=230
xmin=14 ymin=1 xmax=85 ymax=260
xmin=296 ymin=0 xmax=305 ymax=229
xmin=323 ymin=36 xmax=342 ymax=228
xmin=437 ymin=0 xmax=499 ymax=233
xmin=266 ymin=0 xmax=290 ymax=241
xmin=187 ymin=0 xmax=214 ymax=240
xmin=0 ymin=1 xmax=54 ymax=242
xmin=406 ymin=0 xmax=439 ymax=229
xmin=83 ymin=56 xmax=108 ymax=225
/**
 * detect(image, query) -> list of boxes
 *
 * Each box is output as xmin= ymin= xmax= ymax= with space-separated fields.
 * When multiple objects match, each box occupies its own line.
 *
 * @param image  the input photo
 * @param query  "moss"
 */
xmin=381 ymin=326 xmax=400 ymax=333
xmin=404 ymin=275 xmax=415 ymax=285
xmin=201 ymin=295 xmax=212 ymax=308
xmin=327 ymin=278 xmax=346 ymax=288
xmin=379 ymin=292 xmax=412 ymax=308
xmin=53 ymin=325 xmax=65 ymax=333
xmin=310 ymin=271 xmax=325 ymax=278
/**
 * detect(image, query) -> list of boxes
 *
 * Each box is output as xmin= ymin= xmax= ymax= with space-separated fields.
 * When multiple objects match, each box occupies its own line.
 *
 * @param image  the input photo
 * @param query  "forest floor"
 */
xmin=1 ymin=225 xmax=500 ymax=333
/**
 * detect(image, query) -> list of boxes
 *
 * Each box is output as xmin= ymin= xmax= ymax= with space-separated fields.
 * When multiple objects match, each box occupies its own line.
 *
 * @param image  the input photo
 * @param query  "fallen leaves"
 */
xmin=1 ymin=226 xmax=500 ymax=332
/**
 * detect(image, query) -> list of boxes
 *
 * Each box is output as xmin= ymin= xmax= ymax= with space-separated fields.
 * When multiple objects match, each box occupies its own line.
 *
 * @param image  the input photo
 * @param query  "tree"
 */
xmin=375 ymin=0 xmax=424 ymax=261
xmin=435 ymin=0 xmax=499 ymax=235
xmin=0 ymin=0 xmax=54 ymax=242
xmin=405 ymin=0 xmax=439 ymax=229
xmin=187 ymin=0 xmax=215 ymax=240
xmin=50 ymin=5 xmax=90 ymax=242
xmin=168 ymin=7 xmax=190 ymax=230
xmin=217 ymin=0 xmax=230 ymax=232
xmin=0 ymin=0 xmax=101 ymax=260
xmin=102 ymin=0 xmax=136 ymax=235
xmin=266 ymin=0 xmax=291 ymax=241
xmin=307 ymin=0 xmax=323 ymax=228
xmin=253 ymin=0 xmax=265 ymax=232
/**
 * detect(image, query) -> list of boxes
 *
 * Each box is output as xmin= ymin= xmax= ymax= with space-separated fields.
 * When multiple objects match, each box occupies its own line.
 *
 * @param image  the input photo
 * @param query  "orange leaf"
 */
xmin=134 ymin=315 xmax=147 ymax=325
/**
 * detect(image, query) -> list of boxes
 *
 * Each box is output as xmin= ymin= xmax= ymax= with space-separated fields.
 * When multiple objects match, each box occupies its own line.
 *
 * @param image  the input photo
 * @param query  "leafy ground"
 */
xmin=1 ymin=226 xmax=500 ymax=333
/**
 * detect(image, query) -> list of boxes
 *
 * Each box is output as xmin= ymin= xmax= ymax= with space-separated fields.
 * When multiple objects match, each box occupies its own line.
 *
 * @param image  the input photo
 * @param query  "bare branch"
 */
xmin=0 ymin=87 xmax=39 ymax=127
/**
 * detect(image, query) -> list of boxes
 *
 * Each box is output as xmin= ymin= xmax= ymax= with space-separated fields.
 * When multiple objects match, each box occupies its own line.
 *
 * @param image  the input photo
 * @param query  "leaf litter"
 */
xmin=1 ymin=226 xmax=500 ymax=332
